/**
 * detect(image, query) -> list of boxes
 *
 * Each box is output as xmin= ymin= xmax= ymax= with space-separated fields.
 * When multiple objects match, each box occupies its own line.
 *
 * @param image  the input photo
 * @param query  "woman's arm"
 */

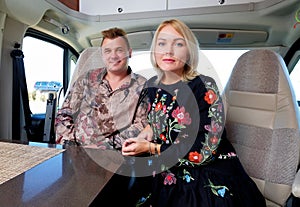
xmin=122 ymin=125 xmax=161 ymax=156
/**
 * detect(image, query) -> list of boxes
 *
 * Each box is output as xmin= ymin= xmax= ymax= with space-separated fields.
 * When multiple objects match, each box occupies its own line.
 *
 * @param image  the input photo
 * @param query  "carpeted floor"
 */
xmin=0 ymin=142 xmax=65 ymax=184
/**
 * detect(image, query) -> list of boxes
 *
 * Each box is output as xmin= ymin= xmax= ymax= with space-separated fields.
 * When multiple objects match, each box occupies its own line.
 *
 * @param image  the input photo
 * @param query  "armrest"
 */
xmin=292 ymin=170 xmax=300 ymax=198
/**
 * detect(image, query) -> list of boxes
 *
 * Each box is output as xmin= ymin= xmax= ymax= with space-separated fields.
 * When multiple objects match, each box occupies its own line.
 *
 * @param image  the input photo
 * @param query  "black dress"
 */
xmin=135 ymin=75 xmax=266 ymax=207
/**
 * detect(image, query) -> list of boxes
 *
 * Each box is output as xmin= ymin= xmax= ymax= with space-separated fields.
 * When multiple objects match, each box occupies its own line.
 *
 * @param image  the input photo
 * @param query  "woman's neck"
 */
xmin=161 ymin=71 xmax=183 ymax=85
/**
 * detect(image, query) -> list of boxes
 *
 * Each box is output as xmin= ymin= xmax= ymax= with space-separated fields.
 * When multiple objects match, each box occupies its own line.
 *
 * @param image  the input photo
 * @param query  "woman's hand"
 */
xmin=122 ymin=125 xmax=154 ymax=156
xmin=122 ymin=137 xmax=149 ymax=156
xmin=140 ymin=124 xmax=153 ymax=141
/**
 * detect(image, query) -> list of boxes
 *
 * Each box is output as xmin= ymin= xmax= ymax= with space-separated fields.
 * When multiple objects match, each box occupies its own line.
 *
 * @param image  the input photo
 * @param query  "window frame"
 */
xmin=24 ymin=28 xmax=79 ymax=95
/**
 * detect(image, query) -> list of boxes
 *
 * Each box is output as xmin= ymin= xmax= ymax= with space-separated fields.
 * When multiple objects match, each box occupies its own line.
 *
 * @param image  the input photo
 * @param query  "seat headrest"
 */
xmin=68 ymin=47 xmax=105 ymax=89
xmin=228 ymin=49 xmax=282 ymax=93
xmin=224 ymin=49 xmax=300 ymax=129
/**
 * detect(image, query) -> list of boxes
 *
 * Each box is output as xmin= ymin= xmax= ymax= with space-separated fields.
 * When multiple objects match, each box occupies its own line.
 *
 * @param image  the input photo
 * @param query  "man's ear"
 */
xmin=128 ymin=48 xmax=132 ymax=58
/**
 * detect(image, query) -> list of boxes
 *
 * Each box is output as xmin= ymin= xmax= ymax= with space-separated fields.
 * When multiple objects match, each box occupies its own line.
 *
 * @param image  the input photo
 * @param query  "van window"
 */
xmin=23 ymin=33 xmax=78 ymax=116
xmin=130 ymin=50 xmax=248 ymax=92
xmin=23 ymin=36 xmax=64 ymax=114
xmin=290 ymin=60 xmax=300 ymax=103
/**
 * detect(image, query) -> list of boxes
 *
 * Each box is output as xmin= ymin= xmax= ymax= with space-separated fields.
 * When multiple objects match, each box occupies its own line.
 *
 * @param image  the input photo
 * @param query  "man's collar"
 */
xmin=100 ymin=66 xmax=137 ymax=81
xmin=128 ymin=66 xmax=138 ymax=81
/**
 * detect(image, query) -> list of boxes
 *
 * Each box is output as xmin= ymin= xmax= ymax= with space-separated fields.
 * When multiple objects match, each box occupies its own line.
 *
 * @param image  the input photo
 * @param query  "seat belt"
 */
xmin=10 ymin=43 xmax=32 ymax=140
xmin=43 ymin=92 xmax=56 ymax=143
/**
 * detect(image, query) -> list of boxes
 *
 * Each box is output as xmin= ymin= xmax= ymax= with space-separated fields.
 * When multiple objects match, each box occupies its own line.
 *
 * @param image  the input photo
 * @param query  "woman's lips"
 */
xmin=163 ymin=58 xmax=175 ymax=63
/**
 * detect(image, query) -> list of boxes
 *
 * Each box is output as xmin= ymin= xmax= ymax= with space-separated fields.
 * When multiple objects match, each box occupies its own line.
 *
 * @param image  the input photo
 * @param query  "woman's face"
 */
xmin=154 ymin=25 xmax=189 ymax=74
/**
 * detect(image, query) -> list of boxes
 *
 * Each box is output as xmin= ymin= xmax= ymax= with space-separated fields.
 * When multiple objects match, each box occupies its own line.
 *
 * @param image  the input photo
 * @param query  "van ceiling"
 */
xmin=1 ymin=0 xmax=299 ymax=52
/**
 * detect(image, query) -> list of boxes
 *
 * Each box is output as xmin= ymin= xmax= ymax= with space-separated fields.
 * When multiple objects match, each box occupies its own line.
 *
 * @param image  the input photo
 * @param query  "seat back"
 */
xmin=223 ymin=49 xmax=300 ymax=206
xmin=68 ymin=47 xmax=105 ymax=91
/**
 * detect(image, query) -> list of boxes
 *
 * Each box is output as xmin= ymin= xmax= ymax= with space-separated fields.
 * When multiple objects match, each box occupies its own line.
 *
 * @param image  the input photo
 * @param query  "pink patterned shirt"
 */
xmin=55 ymin=67 xmax=148 ymax=150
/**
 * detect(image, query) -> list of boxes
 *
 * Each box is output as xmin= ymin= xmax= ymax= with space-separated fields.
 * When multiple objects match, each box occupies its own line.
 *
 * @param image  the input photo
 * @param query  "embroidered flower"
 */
xmin=218 ymin=187 xmax=226 ymax=197
xmin=147 ymin=103 xmax=151 ymax=112
xmin=163 ymin=105 xmax=167 ymax=113
xmin=229 ymin=152 xmax=236 ymax=156
xmin=182 ymin=169 xmax=194 ymax=183
xmin=136 ymin=193 xmax=151 ymax=207
xmin=160 ymin=133 xmax=166 ymax=141
xmin=204 ymin=120 xmax=222 ymax=134
xmin=188 ymin=151 xmax=203 ymax=163
xmin=210 ymin=136 xmax=219 ymax=145
xmin=204 ymin=90 xmax=217 ymax=104
xmin=185 ymin=175 xmax=191 ymax=182
xmin=217 ymin=103 xmax=223 ymax=112
xmin=171 ymin=106 xmax=191 ymax=125
xmin=163 ymin=172 xmax=177 ymax=185
xmin=218 ymin=152 xmax=237 ymax=159
xmin=155 ymin=102 xmax=163 ymax=112
xmin=204 ymin=179 xmax=232 ymax=197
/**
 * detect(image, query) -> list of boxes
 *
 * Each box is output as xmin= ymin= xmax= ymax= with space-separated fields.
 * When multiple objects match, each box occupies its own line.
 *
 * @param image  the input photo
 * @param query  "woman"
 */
xmin=122 ymin=19 xmax=266 ymax=207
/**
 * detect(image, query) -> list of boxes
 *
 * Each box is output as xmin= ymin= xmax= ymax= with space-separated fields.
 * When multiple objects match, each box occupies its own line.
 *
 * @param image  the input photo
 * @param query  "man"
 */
xmin=55 ymin=28 xmax=149 ymax=207
xmin=55 ymin=27 xmax=148 ymax=150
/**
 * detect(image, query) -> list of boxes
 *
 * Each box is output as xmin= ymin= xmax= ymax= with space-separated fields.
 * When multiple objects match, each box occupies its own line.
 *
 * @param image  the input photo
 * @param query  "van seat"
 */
xmin=223 ymin=49 xmax=300 ymax=206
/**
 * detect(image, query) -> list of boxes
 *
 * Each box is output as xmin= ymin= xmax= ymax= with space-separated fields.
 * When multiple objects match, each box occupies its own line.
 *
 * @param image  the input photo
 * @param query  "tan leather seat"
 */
xmin=223 ymin=49 xmax=300 ymax=206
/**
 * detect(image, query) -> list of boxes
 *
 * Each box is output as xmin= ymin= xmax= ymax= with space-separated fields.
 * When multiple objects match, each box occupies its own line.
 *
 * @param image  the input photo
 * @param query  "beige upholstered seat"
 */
xmin=59 ymin=47 xmax=105 ymax=106
xmin=68 ymin=47 xmax=105 ymax=90
xmin=223 ymin=49 xmax=300 ymax=206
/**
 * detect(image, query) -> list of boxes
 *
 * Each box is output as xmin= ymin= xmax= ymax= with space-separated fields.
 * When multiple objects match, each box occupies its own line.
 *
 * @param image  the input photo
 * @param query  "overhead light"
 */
xmin=218 ymin=0 xmax=225 ymax=5
xmin=43 ymin=16 xmax=70 ymax=34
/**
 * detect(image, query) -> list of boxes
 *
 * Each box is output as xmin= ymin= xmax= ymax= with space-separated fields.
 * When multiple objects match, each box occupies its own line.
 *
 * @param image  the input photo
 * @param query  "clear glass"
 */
xmin=23 ymin=36 xmax=64 ymax=114
xmin=130 ymin=50 xmax=248 ymax=92
xmin=290 ymin=59 xmax=300 ymax=101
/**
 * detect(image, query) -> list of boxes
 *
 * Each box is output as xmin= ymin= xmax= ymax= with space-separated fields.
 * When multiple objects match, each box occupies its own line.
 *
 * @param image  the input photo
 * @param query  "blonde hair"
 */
xmin=150 ymin=19 xmax=199 ymax=82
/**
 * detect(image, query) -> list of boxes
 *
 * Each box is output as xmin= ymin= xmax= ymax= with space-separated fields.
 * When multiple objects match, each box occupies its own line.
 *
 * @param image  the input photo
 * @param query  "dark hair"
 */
xmin=100 ymin=27 xmax=130 ymax=49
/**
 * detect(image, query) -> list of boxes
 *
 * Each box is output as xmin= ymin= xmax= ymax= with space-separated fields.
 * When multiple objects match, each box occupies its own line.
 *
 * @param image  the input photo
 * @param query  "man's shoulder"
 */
xmin=132 ymin=72 xmax=147 ymax=84
xmin=85 ymin=67 xmax=106 ymax=81
xmin=88 ymin=67 xmax=106 ymax=75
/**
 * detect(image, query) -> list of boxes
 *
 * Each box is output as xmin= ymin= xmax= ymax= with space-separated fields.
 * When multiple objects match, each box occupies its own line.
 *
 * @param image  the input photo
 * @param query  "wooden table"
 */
xmin=0 ymin=142 xmax=117 ymax=207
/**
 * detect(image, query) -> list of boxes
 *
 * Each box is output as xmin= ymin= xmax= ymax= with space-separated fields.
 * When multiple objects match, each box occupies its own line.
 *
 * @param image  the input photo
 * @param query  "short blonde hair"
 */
xmin=150 ymin=19 xmax=199 ymax=82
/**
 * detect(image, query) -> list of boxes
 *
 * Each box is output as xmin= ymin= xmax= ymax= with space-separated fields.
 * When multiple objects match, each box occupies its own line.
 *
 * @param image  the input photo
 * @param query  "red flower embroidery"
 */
xmin=163 ymin=105 xmax=167 ymax=113
xmin=163 ymin=172 xmax=177 ymax=185
xmin=160 ymin=134 xmax=166 ymax=141
xmin=171 ymin=106 xmax=191 ymax=125
xmin=210 ymin=136 xmax=219 ymax=145
xmin=155 ymin=102 xmax=162 ymax=112
xmin=204 ymin=121 xmax=222 ymax=135
xmin=188 ymin=151 xmax=203 ymax=163
xmin=204 ymin=90 xmax=217 ymax=104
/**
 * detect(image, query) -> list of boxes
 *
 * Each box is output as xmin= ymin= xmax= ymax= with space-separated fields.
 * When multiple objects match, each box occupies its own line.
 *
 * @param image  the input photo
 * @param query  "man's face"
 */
xmin=101 ymin=37 xmax=132 ymax=74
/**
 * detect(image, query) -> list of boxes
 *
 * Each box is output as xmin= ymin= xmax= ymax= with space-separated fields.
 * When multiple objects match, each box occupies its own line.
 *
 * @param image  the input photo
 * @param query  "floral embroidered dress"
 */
xmin=138 ymin=75 xmax=266 ymax=207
